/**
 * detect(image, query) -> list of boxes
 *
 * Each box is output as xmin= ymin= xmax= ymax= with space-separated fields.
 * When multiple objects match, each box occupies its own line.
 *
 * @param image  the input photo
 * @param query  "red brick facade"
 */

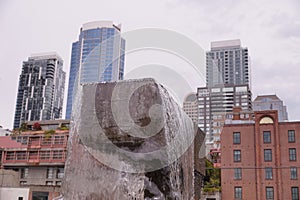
xmin=221 ymin=110 xmax=300 ymax=200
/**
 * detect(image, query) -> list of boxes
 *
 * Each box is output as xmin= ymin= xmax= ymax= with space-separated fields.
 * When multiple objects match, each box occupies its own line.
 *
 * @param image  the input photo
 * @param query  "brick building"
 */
xmin=221 ymin=110 xmax=300 ymax=200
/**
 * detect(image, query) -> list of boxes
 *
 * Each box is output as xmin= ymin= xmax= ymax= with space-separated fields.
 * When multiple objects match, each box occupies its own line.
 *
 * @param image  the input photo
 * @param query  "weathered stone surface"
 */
xmin=62 ymin=78 xmax=198 ymax=200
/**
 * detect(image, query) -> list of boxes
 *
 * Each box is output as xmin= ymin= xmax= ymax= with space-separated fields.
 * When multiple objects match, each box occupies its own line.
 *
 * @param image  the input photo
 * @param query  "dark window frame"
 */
xmin=291 ymin=167 xmax=298 ymax=180
xmin=265 ymin=167 xmax=273 ymax=180
xmin=289 ymin=148 xmax=297 ymax=161
xmin=266 ymin=187 xmax=274 ymax=200
xmin=263 ymin=131 xmax=271 ymax=143
xmin=233 ymin=132 xmax=241 ymax=144
xmin=292 ymin=187 xmax=299 ymax=200
xmin=234 ymin=168 xmax=242 ymax=180
xmin=288 ymin=130 xmax=296 ymax=143
xmin=264 ymin=149 xmax=272 ymax=162
xmin=233 ymin=150 xmax=241 ymax=162
xmin=234 ymin=186 xmax=242 ymax=199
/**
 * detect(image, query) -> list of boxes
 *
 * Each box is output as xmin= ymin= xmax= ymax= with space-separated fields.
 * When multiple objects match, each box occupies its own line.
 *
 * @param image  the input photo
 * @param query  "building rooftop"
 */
xmin=82 ymin=21 xmax=121 ymax=31
xmin=29 ymin=52 xmax=63 ymax=61
xmin=211 ymin=39 xmax=241 ymax=50
xmin=253 ymin=94 xmax=281 ymax=101
xmin=0 ymin=130 xmax=69 ymax=149
xmin=184 ymin=93 xmax=197 ymax=102
xmin=26 ymin=119 xmax=70 ymax=126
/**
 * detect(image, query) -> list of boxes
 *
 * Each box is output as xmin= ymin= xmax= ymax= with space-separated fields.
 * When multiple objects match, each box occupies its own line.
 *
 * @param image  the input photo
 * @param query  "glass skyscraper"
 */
xmin=66 ymin=21 xmax=125 ymax=119
xmin=13 ymin=53 xmax=66 ymax=129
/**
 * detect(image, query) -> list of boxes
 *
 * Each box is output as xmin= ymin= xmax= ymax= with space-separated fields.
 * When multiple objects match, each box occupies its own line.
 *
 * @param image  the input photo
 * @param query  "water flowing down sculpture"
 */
xmin=62 ymin=78 xmax=203 ymax=200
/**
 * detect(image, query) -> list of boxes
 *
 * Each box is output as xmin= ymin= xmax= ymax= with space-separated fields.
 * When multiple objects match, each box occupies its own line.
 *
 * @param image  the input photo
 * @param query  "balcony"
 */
xmin=2 ymin=150 xmax=66 ymax=166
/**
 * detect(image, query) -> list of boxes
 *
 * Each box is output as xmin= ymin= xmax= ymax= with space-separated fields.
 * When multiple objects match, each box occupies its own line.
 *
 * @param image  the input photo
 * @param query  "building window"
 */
xmin=263 ymin=131 xmax=271 ymax=143
xmin=292 ymin=187 xmax=299 ymax=200
xmin=288 ymin=130 xmax=296 ymax=143
xmin=40 ymin=151 xmax=51 ymax=160
xmin=265 ymin=167 xmax=273 ymax=180
xmin=16 ymin=151 xmax=26 ymax=160
xmin=289 ymin=148 xmax=297 ymax=161
xmin=264 ymin=149 xmax=272 ymax=162
xmin=46 ymin=181 xmax=53 ymax=186
xmin=234 ymin=187 xmax=242 ymax=199
xmin=29 ymin=151 xmax=38 ymax=160
xmin=54 ymin=135 xmax=64 ymax=145
xmin=53 ymin=150 xmax=63 ymax=160
xmin=291 ymin=167 xmax=298 ymax=180
xmin=20 ymin=181 xmax=27 ymax=185
xmin=233 ymin=132 xmax=241 ymax=144
xmin=47 ymin=168 xmax=54 ymax=179
xmin=56 ymin=181 xmax=62 ymax=186
xmin=6 ymin=152 xmax=15 ymax=160
xmin=57 ymin=168 xmax=64 ymax=179
xmin=234 ymin=150 xmax=241 ymax=162
xmin=234 ymin=168 xmax=242 ymax=180
xmin=42 ymin=137 xmax=52 ymax=145
xmin=266 ymin=187 xmax=274 ymax=200
xmin=20 ymin=168 xmax=28 ymax=179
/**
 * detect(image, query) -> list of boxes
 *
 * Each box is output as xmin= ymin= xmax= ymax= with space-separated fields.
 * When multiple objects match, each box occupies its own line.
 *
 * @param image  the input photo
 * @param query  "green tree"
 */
xmin=203 ymin=159 xmax=221 ymax=193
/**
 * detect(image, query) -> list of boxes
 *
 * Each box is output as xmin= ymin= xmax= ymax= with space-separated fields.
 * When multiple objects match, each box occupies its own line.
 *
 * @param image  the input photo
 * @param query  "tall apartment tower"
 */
xmin=65 ymin=21 xmax=125 ymax=119
xmin=197 ymin=84 xmax=252 ymax=147
xmin=13 ymin=53 xmax=65 ymax=129
xmin=253 ymin=94 xmax=288 ymax=122
xmin=206 ymin=39 xmax=250 ymax=87
xmin=198 ymin=39 xmax=252 ymax=150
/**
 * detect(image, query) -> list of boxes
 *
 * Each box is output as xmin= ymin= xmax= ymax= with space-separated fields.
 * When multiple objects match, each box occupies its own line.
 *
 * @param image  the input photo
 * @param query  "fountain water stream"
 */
xmin=62 ymin=78 xmax=196 ymax=200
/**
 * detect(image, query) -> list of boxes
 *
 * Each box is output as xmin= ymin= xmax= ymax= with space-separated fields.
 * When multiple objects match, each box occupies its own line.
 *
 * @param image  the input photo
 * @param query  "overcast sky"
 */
xmin=0 ymin=0 xmax=299 ymax=128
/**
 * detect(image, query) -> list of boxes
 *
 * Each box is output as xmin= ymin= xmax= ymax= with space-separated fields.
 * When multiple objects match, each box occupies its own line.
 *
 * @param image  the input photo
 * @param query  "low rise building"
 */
xmin=0 ymin=120 xmax=69 ymax=200
xmin=221 ymin=110 xmax=300 ymax=199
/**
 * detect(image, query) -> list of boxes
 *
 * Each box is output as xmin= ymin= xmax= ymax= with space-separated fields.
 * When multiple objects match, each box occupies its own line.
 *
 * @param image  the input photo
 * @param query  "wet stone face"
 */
xmin=94 ymin=82 xmax=166 ymax=152
xmin=62 ymin=78 xmax=196 ymax=200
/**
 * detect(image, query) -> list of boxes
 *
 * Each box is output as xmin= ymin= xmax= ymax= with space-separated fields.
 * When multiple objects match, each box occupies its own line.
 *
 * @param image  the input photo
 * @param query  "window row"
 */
xmin=233 ymin=167 xmax=298 ymax=180
xmin=5 ymin=150 xmax=65 ymax=161
xmin=235 ymin=186 xmax=299 ymax=200
xmin=20 ymin=167 xmax=64 ymax=179
xmin=233 ymin=148 xmax=297 ymax=162
xmin=264 ymin=148 xmax=297 ymax=162
xmin=232 ymin=130 xmax=296 ymax=144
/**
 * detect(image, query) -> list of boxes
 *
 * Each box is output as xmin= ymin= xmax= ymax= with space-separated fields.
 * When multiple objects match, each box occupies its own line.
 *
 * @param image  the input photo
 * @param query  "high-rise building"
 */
xmin=197 ymin=84 xmax=252 ymax=148
xmin=13 ymin=53 xmax=65 ymax=129
xmin=65 ymin=21 xmax=125 ymax=119
xmin=206 ymin=39 xmax=250 ymax=87
xmin=198 ymin=39 xmax=251 ymax=152
xmin=221 ymin=110 xmax=300 ymax=200
xmin=183 ymin=93 xmax=198 ymax=125
xmin=253 ymin=94 xmax=288 ymax=122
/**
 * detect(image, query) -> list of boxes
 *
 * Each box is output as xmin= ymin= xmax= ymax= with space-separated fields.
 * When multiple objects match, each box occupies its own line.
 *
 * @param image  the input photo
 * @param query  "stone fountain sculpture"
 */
xmin=62 ymin=78 xmax=202 ymax=200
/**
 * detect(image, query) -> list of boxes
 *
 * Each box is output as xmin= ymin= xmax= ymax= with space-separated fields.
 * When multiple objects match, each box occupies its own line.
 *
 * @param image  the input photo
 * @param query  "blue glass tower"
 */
xmin=66 ymin=21 xmax=125 ymax=119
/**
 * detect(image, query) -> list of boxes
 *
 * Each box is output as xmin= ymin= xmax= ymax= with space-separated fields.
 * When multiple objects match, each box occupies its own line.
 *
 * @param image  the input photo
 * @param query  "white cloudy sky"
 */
xmin=0 ymin=0 xmax=299 ymax=128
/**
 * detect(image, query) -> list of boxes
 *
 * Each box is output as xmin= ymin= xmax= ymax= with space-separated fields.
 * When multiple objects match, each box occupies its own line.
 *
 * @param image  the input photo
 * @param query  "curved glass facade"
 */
xmin=65 ymin=22 xmax=125 ymax=119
